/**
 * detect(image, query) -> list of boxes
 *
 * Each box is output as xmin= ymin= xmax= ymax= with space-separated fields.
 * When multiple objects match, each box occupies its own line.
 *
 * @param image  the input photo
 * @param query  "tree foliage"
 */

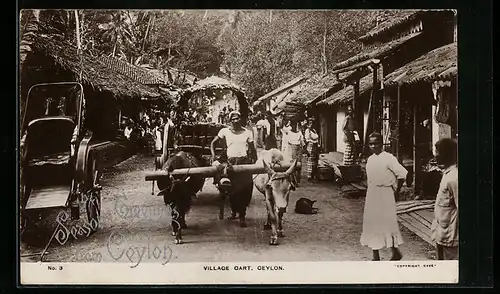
xmin=20 ymin=9 xmax=399 ymax=102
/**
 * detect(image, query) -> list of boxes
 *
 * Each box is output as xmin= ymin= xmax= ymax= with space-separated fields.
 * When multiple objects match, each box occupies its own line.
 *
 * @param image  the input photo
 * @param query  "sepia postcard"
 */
xmin=19 ymin=9 xmax=459 ymax=285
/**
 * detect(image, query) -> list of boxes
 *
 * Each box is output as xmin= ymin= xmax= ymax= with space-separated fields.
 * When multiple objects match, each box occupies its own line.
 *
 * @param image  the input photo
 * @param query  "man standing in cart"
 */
xmin=210 ymin=110 xmax=257 ymax=228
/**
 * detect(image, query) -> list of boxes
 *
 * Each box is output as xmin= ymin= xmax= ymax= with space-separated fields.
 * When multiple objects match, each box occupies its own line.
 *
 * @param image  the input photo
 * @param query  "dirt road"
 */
xmin=20 ymin=154 xmax=435 ymax=266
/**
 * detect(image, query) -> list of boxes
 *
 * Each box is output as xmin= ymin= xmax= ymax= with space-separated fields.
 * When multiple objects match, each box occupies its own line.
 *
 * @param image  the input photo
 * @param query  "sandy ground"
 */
xmin=20 ymin=153 xmax=435 ymax=266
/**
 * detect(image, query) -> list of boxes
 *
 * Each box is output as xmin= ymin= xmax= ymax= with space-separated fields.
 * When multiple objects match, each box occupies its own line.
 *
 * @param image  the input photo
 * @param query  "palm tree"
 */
xmin=19 ymin=9 xmax=40 ymax=72
xmin=99 ymin=11 xmax=135 ymax=58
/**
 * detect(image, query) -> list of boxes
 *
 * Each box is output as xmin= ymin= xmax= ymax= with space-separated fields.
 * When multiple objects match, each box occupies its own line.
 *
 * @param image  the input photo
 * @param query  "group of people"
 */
xmin=246 ymin=111 xmax=321 ymax=183
xmin=217 ymin=106 xmax=236 ymax=125
xmin=361 ymin=133 xmax=458 ymax=261
xmin=126 ymin=105 xmax=458 ymax=261
xmin=123 ymin=109 xmax=175 ymax=154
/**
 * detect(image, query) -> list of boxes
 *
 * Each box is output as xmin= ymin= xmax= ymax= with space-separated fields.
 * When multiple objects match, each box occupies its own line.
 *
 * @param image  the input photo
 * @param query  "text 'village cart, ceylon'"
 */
xmin=144 ymin=77 xmax=300 ymax=244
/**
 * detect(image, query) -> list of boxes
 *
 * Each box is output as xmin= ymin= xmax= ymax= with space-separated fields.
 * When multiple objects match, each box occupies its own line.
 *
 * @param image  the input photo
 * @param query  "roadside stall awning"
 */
xmin=384 ymin=43 xmax=457 ymax=88
xmin=317 ymin=74 xmax=375 ymax=106
xmin=331 ymin=32 xmax=423 ymax=71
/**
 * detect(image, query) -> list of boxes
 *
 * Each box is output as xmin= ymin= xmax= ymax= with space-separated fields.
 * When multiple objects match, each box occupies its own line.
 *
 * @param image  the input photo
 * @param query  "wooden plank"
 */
xmin=397 ymin=204 xmax=434 ymax=215
xmin=350 ymin=182 xmax=367 ymax=191
xmin=400 ymin=213 xmax=431 ymax=234
xmin=415 ymin=208 xmax=434 ymax=224
xmin=408 ymin=211 xmax=432 ymax=228
xmin=398 ymin=213 xmax=432 ymax=245
xmin=26 ymin=185 xmax=70 ymax=210
xmin=398 ymin=216 xmax=433 ymax=245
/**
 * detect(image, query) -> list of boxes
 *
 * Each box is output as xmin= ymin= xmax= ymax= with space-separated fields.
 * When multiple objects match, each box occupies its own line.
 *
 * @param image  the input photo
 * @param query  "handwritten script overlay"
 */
xmin=54 ymin=210 xmax=98 ymax=246
xmin=106 ymin=231 xmax=173 ymax=268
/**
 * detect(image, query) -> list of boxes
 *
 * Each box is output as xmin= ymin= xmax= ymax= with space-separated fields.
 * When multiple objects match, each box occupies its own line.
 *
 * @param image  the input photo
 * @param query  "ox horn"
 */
xmin=262 ymin=159 xmax=275 ymax=175
xmin=285 ymin=159 xmax=298 ymax=176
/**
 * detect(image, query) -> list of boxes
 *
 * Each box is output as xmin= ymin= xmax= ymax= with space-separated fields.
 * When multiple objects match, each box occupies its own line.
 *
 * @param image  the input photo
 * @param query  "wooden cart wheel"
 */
xmin=86 ymin=157 xmax=101 ymax=234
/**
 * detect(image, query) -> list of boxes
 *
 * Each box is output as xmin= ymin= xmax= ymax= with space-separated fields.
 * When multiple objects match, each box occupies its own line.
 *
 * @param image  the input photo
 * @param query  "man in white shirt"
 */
xmin=210 ymin=111 xmax=257 ymax=227
xmin=431 ymin=138 xmax=458 ymax=260
xmin=256 ymin=114 xmax=269 ymax=148
xmin=162 ymin=114 xmax=175 ymax=154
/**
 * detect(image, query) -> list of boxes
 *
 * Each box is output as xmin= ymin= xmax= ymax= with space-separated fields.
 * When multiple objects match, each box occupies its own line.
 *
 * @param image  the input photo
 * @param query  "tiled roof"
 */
xmin=99 ymin=55 xmax=167 ymax=85
xmin=253 ymin=74 xmax=308 ymax=107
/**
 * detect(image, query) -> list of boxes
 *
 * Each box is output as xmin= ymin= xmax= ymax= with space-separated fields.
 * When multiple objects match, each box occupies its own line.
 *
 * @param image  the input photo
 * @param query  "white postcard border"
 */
xmin=21 ymin=261 xmax=459 ymax=285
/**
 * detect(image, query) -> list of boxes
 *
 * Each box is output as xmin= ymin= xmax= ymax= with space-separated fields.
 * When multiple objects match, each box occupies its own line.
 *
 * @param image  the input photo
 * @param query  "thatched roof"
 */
xmin=32 ymin=34 xmax=161 ymax=99
xmin=138 ymin=65 xmax=198 ymax=87
xmin=359 ymin=10 xmax=422 ymax=42
xmin=317 ymin=74 xmax=374 ymax=106
xmin=384 ymin=43 xmax=457 ymax=88
xmin=331 ymin=31 xmax=422 ymax=71
xmin=359 ymin=10 xmax=455 ymax=43
xmin=277 ymin=70 xmax=355 ymax=109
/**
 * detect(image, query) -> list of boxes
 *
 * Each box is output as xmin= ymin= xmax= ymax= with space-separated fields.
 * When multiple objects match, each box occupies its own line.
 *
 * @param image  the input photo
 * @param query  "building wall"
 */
xmin=363 ymin=109 xmax=369 ymax=140
xmin=318 ymin=110 xmax=337 ymax=153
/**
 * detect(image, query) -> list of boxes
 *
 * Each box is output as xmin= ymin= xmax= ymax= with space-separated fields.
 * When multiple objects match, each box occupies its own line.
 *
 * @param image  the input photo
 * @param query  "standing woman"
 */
xmin=304 ymin=118 xmax=320 ymax=182
xmin=281 ymin=120 xmax=292 ymax=153
xmin=342 ymin=105 xmax=357 ymax=165
xmin=361 ymin=133 xmax=407 ymax=261
xmin=285 ymin=119 xmax=305 ymax=184
xmin=153 ymin=120 xmax=163 ymax=153
xmin=275 ymin=111 xmax=284 ymax=151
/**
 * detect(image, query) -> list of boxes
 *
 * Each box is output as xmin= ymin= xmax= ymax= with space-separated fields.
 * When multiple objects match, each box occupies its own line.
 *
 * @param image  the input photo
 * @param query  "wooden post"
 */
xmin=396 ymin=84 xmax=401 ymax=161
xmin=118 ymin=105 xmax=122 ymax=127
xmin=353 ymin=76 xmax=361 ymax=146
xmin=372 ymin=65 xmax=379 ymax=132
xmin=379 ymin=62 xmax=384 ymax=134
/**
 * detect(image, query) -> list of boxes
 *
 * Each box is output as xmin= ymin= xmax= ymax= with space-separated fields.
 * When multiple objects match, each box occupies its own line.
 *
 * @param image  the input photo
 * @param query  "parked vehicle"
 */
xmin=20 ymin=82 xmax=102 ymax=240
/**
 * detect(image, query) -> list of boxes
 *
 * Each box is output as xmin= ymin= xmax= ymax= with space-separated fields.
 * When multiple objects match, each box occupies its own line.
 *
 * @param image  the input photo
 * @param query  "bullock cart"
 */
xmin=20 ymin=82 xmax=102 ymax=259
xmin=146 ymin=77 xmax=301 ymax=244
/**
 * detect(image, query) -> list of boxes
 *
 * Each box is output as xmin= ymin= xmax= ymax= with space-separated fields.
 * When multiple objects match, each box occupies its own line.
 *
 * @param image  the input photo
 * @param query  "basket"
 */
xmin=317 ymin=166 xmax=334 ymax=181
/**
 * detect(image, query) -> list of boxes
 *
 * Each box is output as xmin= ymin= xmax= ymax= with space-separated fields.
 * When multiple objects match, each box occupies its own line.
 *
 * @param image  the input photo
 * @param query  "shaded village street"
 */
xmin=21 ymin=154 xmax=434 ymax=266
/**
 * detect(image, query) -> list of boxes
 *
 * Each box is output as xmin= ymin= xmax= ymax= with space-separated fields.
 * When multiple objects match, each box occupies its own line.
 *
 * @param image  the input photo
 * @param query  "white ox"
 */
xmin=254 ymin=148 xmax=298 ymax=245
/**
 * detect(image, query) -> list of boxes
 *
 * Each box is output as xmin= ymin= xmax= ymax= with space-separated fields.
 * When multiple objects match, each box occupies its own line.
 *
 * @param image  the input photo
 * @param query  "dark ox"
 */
xmin=157 ymin=151 xmax=205 ymax=244
xmin=254 ymin=158 xmax=298 ymax=245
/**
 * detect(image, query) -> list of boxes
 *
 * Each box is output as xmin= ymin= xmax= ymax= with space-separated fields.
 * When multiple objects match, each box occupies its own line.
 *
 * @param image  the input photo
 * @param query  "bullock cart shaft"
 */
xmin=144 ymin=162 xmax=302 ymax=181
